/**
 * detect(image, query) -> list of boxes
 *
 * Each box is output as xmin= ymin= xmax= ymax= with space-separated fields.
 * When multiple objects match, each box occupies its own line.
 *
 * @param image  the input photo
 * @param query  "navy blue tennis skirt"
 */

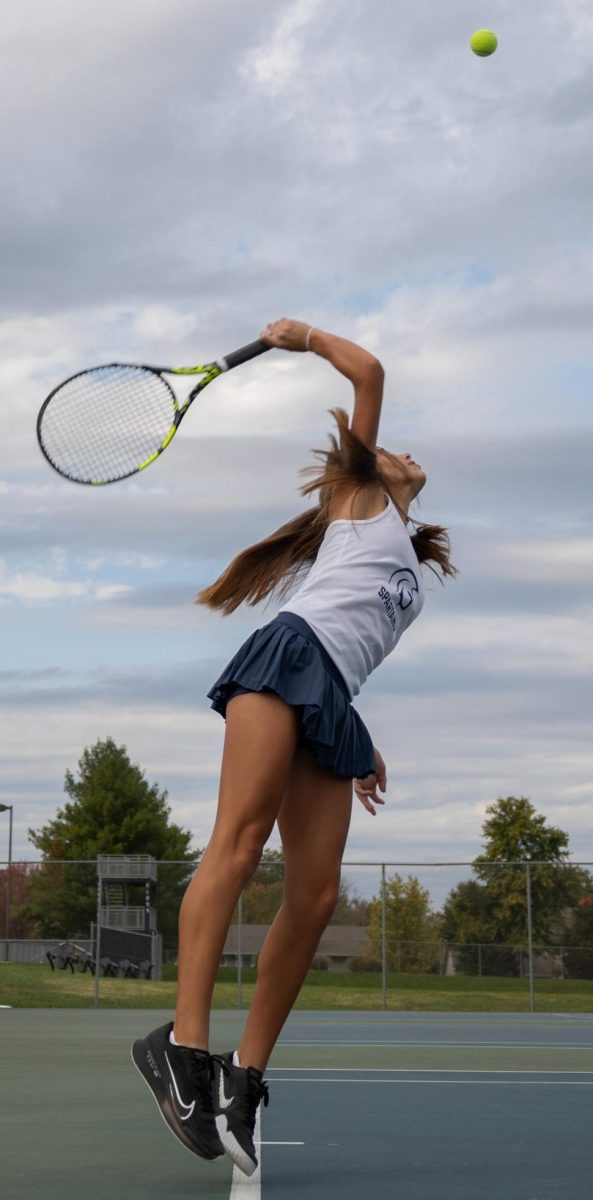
xmin=207 ymin=611 xmax=376 ymax=780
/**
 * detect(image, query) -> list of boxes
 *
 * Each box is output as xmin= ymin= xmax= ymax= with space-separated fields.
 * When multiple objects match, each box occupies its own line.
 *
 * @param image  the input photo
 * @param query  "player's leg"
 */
xmin=132 ymin=690 xmax=300 ymax=1161
xmin=174 ymin=690 xmax=301 ymax=1048
xmin=238 ymin=746 xmax=352 ymax=1070
xmin=210 ymin=748 xmax=352 ymax=1174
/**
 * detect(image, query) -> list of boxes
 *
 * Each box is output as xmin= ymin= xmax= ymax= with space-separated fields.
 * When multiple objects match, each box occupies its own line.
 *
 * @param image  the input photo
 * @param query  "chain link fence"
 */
xmin=1 ymin=857 xmax=593 ymax=1010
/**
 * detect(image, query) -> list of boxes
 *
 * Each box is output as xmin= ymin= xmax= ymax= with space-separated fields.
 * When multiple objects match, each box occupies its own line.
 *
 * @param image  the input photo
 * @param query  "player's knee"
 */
xmin=287 ymin=875 xmax=341 ymax=929
xmin=226 ymin=825 xmax=270 ymax=886
xmin=315 ymin=880 xmax=341 ymax=924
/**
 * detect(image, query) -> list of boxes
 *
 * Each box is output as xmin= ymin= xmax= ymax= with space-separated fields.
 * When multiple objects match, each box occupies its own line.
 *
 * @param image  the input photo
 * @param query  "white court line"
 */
xmin=285 ymin=1018 xmax=593 ymax=1024
xmin=270 ymin=1077 xmax=593 ymax=1086
xmin=268 ymin=1066 xmax=593 ymax=1075
xmin=278 ymin=1040 xmax=593 ymax=1048
xmin=227 ymin=1103 xmax=305 ymax=1196
xmin=229 ymin=1105 xmax=261 ymax=1199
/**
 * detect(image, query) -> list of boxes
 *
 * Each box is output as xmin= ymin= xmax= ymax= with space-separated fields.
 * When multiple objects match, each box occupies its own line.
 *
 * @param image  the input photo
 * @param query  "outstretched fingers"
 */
xmin=354 ymin=746 xmax=387 ymax=816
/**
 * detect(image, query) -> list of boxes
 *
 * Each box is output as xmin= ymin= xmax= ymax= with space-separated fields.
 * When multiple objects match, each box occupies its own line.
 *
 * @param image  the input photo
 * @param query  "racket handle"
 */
xmin=218 ymin=339 xmax=271 ymax=372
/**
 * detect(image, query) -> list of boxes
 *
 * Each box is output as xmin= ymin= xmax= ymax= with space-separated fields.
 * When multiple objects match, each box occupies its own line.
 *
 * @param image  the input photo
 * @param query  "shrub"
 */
xmin=349 ymin=956 xmax=383 ymax=973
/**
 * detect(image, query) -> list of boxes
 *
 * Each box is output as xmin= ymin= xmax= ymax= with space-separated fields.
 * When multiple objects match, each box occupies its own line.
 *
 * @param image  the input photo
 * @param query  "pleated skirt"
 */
xmin=207 ymin=611 xmax=375 ymax=780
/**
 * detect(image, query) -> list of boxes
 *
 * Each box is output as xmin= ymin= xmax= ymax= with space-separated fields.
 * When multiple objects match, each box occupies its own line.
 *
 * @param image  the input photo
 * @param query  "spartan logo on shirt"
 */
xmin=389 ymin=568 xmax=420 ymax=611
xmin=378 ymin=569 xmax=420 ymax=632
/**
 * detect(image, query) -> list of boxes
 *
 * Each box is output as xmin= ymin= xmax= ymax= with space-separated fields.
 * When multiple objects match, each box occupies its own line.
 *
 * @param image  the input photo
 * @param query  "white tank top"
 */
xmin=278 ymin=495 xmax=425 ymax=698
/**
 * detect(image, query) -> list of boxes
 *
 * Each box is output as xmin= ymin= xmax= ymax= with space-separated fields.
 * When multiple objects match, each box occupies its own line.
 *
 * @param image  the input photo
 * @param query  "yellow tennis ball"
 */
xmin=470 ymin=29 xmax=498 ymax=57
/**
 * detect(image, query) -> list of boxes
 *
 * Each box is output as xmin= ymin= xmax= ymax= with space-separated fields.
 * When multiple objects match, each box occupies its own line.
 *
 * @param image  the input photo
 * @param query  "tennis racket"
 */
xmin=36 ymin=337 xmax=270 ymax=486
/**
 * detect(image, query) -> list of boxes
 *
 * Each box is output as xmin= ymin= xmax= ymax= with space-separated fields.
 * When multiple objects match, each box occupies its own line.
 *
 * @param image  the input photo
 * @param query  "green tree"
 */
xmin=442 ymin=879 xmax=495 ymax=944
xmin=368 ymin=874 xmax=442 ymax=972
xmin=23 ymin=737 xmax=195 ymax=946
xmin=474 ymin=796 xmax=588 ymax=945
xmin=442 ymin=798 xmax=590 ymax=975
xmin=441 ymin=878 xmax=518 ymax=976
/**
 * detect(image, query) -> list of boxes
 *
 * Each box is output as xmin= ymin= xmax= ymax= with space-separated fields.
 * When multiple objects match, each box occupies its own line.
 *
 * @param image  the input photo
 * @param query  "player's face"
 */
xmin=376 ymin=448 xmax=427 ymax=499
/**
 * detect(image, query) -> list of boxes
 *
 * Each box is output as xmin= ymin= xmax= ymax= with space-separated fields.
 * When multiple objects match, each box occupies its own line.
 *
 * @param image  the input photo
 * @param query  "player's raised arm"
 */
xmin=261 ymin=318 xmax=384 ymax=453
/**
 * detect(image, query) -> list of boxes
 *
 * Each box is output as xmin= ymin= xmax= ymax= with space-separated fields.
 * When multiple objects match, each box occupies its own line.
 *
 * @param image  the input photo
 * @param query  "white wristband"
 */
xmin=305 ymin=326 xmax=316 ymax=351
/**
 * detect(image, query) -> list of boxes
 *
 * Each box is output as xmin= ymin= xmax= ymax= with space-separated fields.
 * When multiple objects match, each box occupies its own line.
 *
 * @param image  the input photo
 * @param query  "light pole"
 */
xmin=0 ymin=804 xmax=13 ymax=955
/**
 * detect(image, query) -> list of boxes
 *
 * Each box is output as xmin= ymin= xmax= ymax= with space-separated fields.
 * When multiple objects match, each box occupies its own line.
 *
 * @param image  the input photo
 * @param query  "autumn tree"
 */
xmin=240 ymin=850 xmax=284 ymax=924
xmin=368 ymin=874 xmax=442 ymax=972
xmin=561 ymin=894 xmax=593 ymax=979
xmin=0 ymin=863 xmax=40 ymax=939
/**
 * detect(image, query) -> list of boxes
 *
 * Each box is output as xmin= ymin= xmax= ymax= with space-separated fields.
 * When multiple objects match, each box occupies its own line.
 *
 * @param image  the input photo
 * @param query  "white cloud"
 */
xmin=0 ymin=559 xmax=132 ymax=604
xmin=503 ymin=538 xmax=593 ymax=582
xmin=242 ymin=0 xmax=323 ymax=96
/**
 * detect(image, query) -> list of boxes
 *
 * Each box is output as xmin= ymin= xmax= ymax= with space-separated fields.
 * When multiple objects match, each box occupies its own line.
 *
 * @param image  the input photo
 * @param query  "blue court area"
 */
xmin=2 ymin=1009 xmax=593 ymax=1199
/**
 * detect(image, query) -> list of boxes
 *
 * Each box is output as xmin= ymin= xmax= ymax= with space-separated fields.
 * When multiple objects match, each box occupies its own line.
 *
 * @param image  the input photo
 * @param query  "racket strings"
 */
xmin=38 ymin=366 xmax=178 ymax=484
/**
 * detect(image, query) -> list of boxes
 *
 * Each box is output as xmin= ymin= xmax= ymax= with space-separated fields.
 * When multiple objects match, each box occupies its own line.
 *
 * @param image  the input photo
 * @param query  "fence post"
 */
xmin=525 ymin=862 xmax=535 ymax=1013
xmin=237 ymin=892 xmax=243 ymax=1010
xmin=94 ymin=859 xmax=102 ymax=1009
xmin=478 ymin=943 xmax=482 ymax=977
xmin=381 ymin=864 xmax=387 ymax=1011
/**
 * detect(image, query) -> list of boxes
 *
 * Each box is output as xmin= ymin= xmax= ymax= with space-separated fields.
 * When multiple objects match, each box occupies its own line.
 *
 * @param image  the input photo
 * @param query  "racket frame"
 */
xmin=36 ymin=338 xmax=269 ymax=485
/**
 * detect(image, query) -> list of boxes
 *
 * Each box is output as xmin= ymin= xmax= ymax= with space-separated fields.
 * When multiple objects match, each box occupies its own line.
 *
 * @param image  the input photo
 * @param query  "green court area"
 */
xmin=3 ymin=962 xmax=593 ymax=1011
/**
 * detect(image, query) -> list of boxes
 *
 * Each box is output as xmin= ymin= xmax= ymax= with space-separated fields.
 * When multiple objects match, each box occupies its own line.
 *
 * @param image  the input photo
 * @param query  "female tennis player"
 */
xmin=132 ymin=319 xmax=456 ymax=1175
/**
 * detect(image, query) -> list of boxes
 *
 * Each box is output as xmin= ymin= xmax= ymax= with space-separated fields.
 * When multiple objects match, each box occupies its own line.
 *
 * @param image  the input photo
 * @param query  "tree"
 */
xmin=368 ymin=874 xmax=442 ymax=972
xmin=474 ymin=796 xmax=588 ymax=945
xmin=23 ymin=737 xmax=195 ymax=946
xmin=561 ymin=894 xmax=593 ymax=980
xmin=442 ymin=879 xmax=495 ymax=945
xmin=0 ymin=863 xmax=40 ymax=939
xmin=240 ymin=850 xmax=284 ymax=924
xmin=332 ymin=881 xmax=372 ymax=927
xmin=442 ymin=798 xmax=590 ymax=974
xmin=441 ymin=878 xmax=518 ymax=976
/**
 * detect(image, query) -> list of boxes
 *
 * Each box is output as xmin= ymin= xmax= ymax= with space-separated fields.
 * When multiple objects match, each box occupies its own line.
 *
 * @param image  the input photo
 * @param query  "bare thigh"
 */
xmin=277 ymin=747 xmax=353 ymax=903
xmin=208 ymin=690 xmax=302 ymax=852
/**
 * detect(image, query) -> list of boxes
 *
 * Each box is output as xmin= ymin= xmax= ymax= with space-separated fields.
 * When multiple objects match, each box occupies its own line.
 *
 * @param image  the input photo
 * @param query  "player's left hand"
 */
xmin=354 ymin=746 xmax=387 ymax=815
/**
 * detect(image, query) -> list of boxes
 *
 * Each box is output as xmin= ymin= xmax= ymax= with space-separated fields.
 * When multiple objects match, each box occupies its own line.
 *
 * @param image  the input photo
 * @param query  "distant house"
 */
xmin=222 ymin=924 xmax=372 ymax=972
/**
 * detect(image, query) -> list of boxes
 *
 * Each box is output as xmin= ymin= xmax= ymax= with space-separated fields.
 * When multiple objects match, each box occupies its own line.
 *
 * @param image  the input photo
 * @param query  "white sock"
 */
xmin=232 ymin=1050 xmax=241 ymax=1067
xmin=170 ymin=1029 xmax=208 ymax=1055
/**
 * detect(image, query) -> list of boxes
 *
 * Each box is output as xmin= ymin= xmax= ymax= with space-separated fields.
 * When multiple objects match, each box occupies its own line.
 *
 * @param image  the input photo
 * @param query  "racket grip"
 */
xmin=219 ymin=339 xmax=271 ymax=372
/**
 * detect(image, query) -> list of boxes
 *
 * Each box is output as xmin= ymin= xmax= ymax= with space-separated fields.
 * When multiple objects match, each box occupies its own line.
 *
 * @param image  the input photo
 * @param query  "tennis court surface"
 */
xmin=3 ymin=1009 xmax=593 ymax=1199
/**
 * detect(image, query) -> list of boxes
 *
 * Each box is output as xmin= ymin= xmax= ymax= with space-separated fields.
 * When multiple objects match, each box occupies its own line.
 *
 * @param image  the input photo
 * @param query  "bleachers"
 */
xmin=46 ymin=941 xmax=152 ymax=978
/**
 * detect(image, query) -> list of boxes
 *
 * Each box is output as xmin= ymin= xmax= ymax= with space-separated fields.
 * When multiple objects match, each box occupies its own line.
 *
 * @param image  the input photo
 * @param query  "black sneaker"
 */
xmin=131 ymin=1022 xmax=224 ymax=1161
xmin=211 ymin=1052 xmax=269 ymax=1176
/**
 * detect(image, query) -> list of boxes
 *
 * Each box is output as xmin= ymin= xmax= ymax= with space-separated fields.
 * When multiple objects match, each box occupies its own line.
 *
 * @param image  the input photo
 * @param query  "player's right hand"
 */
xmin=260 ymin=318 xmax=310 ymax=351
xmin=354 ymin=746 xmax=387 ymax=816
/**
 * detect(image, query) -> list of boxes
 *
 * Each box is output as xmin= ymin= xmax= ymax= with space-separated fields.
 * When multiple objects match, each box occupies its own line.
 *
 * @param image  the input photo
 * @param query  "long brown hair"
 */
xmin=197 ymin=407 xmax=457 ymax=615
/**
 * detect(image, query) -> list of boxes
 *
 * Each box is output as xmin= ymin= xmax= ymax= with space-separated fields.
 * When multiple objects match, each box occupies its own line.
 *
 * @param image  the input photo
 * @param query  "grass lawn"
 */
xmin=2 ymin=962 xmax=593 ymax=1011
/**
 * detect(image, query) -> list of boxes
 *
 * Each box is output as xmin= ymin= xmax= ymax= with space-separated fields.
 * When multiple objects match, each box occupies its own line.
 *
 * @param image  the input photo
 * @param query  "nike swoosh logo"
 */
xmin=165 ymin=1051 xmax=195 ymax=1120
xmin=218 ymin=1071 xmax=234 ymax=1111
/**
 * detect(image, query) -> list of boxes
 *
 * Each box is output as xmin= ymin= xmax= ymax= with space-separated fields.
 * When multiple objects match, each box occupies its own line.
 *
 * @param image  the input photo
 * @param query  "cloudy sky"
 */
xmin=1 ymin=0 xmax=592 ymax=901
